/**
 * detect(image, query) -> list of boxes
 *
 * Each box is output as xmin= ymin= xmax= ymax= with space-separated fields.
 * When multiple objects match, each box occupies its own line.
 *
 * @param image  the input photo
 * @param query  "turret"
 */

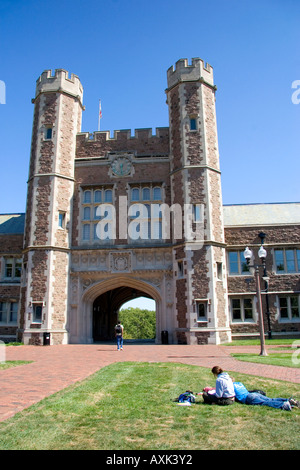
xmin=166 ymin=58 xmax=230 ymax=345
xmin=19 ymin=69 xmax=83 ymax=345
xmin=167 ymin=57 xmax=215 ymax=89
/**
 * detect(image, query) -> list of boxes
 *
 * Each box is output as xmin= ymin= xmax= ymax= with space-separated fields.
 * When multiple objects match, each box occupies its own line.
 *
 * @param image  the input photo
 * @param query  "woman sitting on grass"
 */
xmin=202 ymin=366 xmax=235 ymax=406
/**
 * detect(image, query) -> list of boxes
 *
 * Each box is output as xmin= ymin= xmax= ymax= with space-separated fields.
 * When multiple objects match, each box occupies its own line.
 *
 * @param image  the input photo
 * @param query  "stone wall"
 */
xmin=225 ymin=224 xmax=300 ymax=337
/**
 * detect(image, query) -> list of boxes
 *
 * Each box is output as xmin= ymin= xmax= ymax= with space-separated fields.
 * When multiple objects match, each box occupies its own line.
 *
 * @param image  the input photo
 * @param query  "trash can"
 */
xmin=161 ymin=330 xmax=168 ymax=345
xmin=43 ymin=332 xmax=50 ymax=346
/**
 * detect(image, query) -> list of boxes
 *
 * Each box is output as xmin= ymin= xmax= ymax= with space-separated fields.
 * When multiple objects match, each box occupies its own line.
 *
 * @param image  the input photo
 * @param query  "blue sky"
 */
xmin=0 ymin=0 xmax=299 ymax=216
xmin=121 ymin=297 xmax=155 ymax=312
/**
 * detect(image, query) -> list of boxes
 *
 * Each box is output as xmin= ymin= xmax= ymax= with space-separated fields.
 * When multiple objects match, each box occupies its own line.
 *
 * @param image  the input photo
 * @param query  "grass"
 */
xmin=224 ymin=339 xmax=299 ymax=346
xmin=231 ymin=352 xmax=300 ymax=368
xmin=0 ymin=343 xmax=30 ymax=369
xmin=0 ymin=361 xmax=32 ymax=370
xmin=0 ymin=362 xmax=299 ymax=450
xmin=223 ymin=338 xmax=300 ymax=368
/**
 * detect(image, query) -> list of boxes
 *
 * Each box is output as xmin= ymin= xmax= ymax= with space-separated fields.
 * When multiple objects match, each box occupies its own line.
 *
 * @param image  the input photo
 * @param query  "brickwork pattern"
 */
xmin=39 ymin=94 xmax=56 ymax=173
xmin=76 ymin=128 xmax=169 ymax=159
xmin=33 ymin=177 xmax=51 ymax=246
xmin=51 ymin=251 xmax=68 ymax=333
xmin=0 ymin=234 xmax=23 ymax=254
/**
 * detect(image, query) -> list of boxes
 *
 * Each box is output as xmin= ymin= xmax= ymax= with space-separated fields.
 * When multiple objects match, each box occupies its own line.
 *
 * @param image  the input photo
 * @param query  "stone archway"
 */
xmin=79 ymin=276 xmax=162 ymax=344
xmin=92 ymin=286 xmax=153 ymax=341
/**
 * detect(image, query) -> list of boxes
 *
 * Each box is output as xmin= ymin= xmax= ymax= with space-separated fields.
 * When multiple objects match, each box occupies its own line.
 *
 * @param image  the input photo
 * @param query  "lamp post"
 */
xmin=244 ymin=245 xmax=268 ymax=357
xmin=258 ymin=232 xmax=272 ymax=339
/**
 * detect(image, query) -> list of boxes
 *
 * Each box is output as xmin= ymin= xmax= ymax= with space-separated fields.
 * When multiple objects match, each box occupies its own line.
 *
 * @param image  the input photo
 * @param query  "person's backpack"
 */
xmin=115 ymin=324 xmax=122 ymax=334
xmin=177 ymin=391 xmax=196 ymax=404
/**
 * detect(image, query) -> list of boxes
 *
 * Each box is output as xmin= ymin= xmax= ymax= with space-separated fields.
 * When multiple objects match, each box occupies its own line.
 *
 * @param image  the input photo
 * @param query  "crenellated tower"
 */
xmin=19 ymin=70 xmax=84 ymax=345
xmin=166 ymin=58 xmax=231 ymax=344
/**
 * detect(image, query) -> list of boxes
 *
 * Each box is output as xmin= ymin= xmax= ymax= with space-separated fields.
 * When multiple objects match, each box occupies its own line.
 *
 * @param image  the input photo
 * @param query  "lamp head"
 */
xmin=244 ymin=247 xmax=253 ymax=265
xmin=258 ymin=245 xmax=267 ymax=264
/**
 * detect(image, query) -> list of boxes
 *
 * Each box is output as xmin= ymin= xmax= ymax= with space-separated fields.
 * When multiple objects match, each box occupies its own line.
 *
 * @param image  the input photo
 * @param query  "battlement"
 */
xmin=35 ymin=69 xmax=83 ymax=104
xmin=166 ymin=58 xmax=214 ymax=89
xmin=77 ymin=127 xmax=169 ymax=142
xmin=76 ymin=127 xmax=170 ymax=158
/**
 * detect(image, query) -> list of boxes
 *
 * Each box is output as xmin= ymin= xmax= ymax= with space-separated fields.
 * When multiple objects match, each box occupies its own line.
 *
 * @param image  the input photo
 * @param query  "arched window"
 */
xmin=104 ymin=189 xmax=112 ymax=202
xmin=131 ymin=188 xmax=140 ymax=201
xmin=81 ymin=187 xmax=114 ymax=245
xmin=94 ymin=190 xmax=102 ymax=203
xmin=83 ymin=190 xmax=91 ymax=203
xmin=142 ymin=187 xmax=150 ymax=201
xmin=83 ymin=207 xmax=91 ymax=220
xmin=83 ymin=224 xmax=90 ymax=241
xmin=153 ymin=187 xmax=162 ymax=201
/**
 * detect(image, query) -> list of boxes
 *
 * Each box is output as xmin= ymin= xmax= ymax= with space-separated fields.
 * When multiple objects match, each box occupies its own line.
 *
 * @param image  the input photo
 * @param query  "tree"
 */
xmin=119 ymin=307 xmax=156 ymax=339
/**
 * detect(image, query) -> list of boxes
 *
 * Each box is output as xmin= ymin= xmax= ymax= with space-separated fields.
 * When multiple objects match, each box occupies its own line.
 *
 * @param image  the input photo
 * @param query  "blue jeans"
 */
xmin=117 ymin=335 xmax=123 ymax=350
xmin=245 ymin=392 xmax=288 ymax=409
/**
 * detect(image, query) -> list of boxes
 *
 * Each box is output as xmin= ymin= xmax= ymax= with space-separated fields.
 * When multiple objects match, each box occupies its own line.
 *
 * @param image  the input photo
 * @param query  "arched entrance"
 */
xmin=92 ymin=286 xmax=153 ymax=341
xmin=79 ymin=276 xmax=162 ymax=344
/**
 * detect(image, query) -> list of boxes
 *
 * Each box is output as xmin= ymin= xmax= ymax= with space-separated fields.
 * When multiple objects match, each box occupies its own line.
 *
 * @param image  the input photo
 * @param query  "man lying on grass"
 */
xmin=233 ymin=381 xmax=300 ymax=411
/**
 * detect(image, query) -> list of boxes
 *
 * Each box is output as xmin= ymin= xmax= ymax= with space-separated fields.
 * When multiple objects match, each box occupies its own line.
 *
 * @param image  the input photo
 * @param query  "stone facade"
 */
xmin=0 ymin=59 xmax=299 ymax=345
xmin=225 ymin=221 xmax=300 ymax=339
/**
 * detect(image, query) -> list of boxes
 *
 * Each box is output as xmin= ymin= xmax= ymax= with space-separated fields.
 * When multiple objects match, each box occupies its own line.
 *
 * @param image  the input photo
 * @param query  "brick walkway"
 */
xmin=0 ymin=343 xmax=299 ymax=422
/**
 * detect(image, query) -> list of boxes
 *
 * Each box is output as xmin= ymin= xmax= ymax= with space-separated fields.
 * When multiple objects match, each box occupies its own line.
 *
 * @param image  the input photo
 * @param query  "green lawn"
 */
xmin=0 ymin=362 xmax=299 ymax=450
xmin=224 ymin=338 xmax=300 ymax=368
xmin=231 ymin=352 xmax=300 ymax=368
xmin=224 ymin=339 xmax=299 ymax=346
xmin=0 ymin=361 xmax=32 ymax=370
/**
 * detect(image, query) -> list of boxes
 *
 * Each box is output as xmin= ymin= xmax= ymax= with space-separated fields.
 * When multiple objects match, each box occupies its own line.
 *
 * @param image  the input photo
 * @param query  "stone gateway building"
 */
xmin=1 ymin=58 xmax=299 ymax=345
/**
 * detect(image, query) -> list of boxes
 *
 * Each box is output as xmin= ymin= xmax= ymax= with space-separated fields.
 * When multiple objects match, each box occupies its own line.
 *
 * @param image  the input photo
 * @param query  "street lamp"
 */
xmin=258 ymin=232 xmax=272 ymax=339
xmin=244 ymin=245 xmax=268 ymax=357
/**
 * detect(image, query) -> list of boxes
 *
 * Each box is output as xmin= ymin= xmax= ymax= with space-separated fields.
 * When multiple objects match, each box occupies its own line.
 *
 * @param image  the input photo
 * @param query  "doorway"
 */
xmin=119 ymin=296 xmax=156 ymax=340
xmin=92 ymin=286 xmax=154 ymax=342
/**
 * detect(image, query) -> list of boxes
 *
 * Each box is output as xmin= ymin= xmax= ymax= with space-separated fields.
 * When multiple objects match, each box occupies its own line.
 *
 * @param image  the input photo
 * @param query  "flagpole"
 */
xmin=98 ymin=100 xmax=101 ymax=131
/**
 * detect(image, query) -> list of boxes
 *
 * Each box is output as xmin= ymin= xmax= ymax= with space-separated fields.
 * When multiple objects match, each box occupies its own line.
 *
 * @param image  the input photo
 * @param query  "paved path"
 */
xmin=0 ymin=343 xmax=299 ymax=422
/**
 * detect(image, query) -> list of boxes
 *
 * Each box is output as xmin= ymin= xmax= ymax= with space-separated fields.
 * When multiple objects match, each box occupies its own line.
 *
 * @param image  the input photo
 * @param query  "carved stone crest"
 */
xmin=110 ymin=252 xmax=132 ymax=272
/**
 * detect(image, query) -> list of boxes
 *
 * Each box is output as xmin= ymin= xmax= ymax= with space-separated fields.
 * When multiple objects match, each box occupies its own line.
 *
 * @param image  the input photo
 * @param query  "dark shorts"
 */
xmin=203 ymin=392 xmax=235 ymax=406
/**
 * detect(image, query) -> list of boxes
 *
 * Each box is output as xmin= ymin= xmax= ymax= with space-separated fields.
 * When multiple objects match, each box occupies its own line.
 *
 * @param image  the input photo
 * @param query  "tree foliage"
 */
xmin=119 ymin=307 xmax=156 ymax=339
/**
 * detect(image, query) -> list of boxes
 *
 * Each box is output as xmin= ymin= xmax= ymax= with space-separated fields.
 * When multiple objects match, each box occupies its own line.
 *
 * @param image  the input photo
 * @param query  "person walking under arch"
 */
xmin=115 ymin=321 xmax=124 ymax=351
